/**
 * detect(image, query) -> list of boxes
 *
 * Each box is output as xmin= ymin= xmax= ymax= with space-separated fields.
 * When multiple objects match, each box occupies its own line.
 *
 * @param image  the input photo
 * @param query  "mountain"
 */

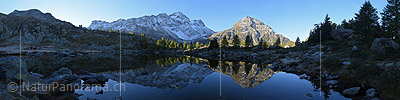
xmin=88 ymin=12 xmax=215 ymax=42
xmin=209 ymin=16 xmax=295 ymax=47
xmin=0 ymin=9 xmax=154 ymax=51
xmin=8 ymin=9 xmax=58 ymax=21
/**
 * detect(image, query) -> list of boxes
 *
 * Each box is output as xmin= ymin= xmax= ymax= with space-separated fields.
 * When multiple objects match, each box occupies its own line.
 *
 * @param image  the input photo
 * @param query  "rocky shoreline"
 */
xmin=0 ymin=56 xmax=110 ymax=100
xmin=186 ymin=38 xmax=400 ymax=100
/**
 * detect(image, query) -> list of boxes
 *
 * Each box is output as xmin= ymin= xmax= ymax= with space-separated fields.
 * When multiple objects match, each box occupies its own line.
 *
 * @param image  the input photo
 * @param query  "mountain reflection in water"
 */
xmin=98 ymin=56 xmax=275 ymax=90
xmin=18 ymin=55 xmax=348 ymax=100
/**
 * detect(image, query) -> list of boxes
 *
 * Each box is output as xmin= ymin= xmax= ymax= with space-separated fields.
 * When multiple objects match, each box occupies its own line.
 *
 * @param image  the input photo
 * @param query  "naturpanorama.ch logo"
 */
xmin=7 ymin=81 xmax=125 ymax=92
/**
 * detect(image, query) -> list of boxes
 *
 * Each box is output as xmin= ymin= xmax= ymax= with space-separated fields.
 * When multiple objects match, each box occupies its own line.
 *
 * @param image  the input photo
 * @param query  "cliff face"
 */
xmin=209 ymin=16 xmax=295 ymax=47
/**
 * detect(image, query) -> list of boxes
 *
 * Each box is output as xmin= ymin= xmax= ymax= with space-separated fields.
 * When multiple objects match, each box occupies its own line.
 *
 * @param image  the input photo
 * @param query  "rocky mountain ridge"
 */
xmin=88 ymin=12 xmax=215 ymax=42
xmin=0 ymin=9 xmax=155 ymax=52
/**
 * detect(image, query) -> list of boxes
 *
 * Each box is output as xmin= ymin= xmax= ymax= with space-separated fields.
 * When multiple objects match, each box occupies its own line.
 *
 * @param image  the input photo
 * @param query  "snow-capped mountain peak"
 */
xmin=89 ymin=12 xmax=214 ymax=42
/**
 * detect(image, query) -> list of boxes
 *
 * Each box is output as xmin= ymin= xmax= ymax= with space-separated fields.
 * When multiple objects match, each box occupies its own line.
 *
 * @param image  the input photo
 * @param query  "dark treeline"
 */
xmin=308 ymin=0 xmax=400 ymax=44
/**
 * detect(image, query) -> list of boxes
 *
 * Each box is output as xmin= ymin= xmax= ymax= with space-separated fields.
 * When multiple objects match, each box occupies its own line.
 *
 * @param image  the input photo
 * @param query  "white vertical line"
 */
xmin=219 ymin=40 xmax=222 ymax=97
xmin=319 ymin=30 xmax=322 ymax=96
xmin=19 ymin=30 xmax=22 ymax=96
xmin=120 ymin=32 xmax=122 ymax=96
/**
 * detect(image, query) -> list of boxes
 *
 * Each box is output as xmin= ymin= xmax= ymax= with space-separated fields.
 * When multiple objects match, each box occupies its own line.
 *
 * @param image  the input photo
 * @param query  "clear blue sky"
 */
xmin=0 ymin=0 xmax=388 ymax=41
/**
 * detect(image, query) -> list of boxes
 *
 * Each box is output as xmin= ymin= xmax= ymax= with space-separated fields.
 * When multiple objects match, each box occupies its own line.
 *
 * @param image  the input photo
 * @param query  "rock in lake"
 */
xmin=366 ymin=88 xmax=377 ymax=97
xmin=326 ymin=80 xmax=338 ymax=85
xmin=343 ymin=87 xmax=360 ymax=96
xmin=306 ymin=93 xmax=313 ymax=97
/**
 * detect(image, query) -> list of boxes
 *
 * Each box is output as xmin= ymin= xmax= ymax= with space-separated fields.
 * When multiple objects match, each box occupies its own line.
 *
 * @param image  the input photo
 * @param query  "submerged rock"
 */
xmin=342 ymin=61 xmax=351 ymax=66
xmin=343 ymin=87 xmax=360 ymax=96
xmin=326 ymin=74 xmax=339 ymax=80
xmin=306 ymin=93 xmax=313 ymax=97
xmin=326 ymin=80 xmax=338 ymax=85
xmin=366 ymin=88 xmax=377 ymax=97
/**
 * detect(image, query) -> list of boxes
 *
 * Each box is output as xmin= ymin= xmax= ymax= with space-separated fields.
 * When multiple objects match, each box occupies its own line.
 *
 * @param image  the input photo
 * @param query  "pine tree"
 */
xmin=259 ymin=39 xmax=264 ymax=49
xmin=308 ymin=14 xmax=335 ymax=43
xmin=245 ymin=35 xmax=252 ymax=47
xmin=265 ymin=42 xmax=270 ymax=48
xmin=381 ymin=0 xmax=400 ymax=40
xmin=295 ymin=37 xmax=301 ymax=45
xmin=159 ymin=37 xmax=166 ymax=47
xmin=195 ymin=42 xmax=200 ymax=49
xmin=208 ymin=39 xmax=219 ymax=50
xmin=179 ymin=42 xmax=183 ymax=49
xmin=340 ymin=19 xmax=351 ymax=29
xmin=169 ymin=40 xmax=175 ymax=48
xmin=321 ymin=14 xmax=334 ymax=40
xmin=221 ymin=35 xmax=228 ymax=47
xmin=232 ymin=34 xmax=240 ymax=47
xmin=190 ymin=41 xmax=194 ymax=50
xmin=156 ymin=40 xmax=162 ymax=47
xmin=183 ymin=42 xmax=187 ymax=50
xmin=354 ymin=1 xmax=381 ymax=40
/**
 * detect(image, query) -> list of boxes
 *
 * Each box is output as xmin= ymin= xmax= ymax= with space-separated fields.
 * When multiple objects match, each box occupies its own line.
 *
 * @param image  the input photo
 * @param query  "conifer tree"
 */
xmin=221 ymin=35 xmax=228 ymax=47
xmin=259 ymin=39 xmax=264 ymax=49
xmin=169 ymin=40 xmax=175 ymax=48
xmin=308 ymin=14 xmax=335 ymax=43
xmin=381 ymin=0 xmax=400 ymax=40
xmin=232 ymin=34 xmax=240 ymax=47
xmin=208 ymin=39 xmax=219 ymax=50
xmin=195 ymin=42 xmax=200 ymax=49
xmin=295 ymin=37 xmax=301 ymax=45
xmin=354 ymin=1 xmax=381 ymax=40
xmin=190 ymin=41 xmax=194 ymax=50
xmin=183 ymin=42 xmax=187 ymax=50
xmin=245 ymin=35 xmax=252 ymax=47
xmin=156 ymin=40 xmax=162 ymax=47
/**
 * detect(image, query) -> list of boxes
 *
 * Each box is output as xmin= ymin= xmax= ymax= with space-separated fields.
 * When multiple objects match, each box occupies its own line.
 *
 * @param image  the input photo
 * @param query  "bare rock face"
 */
xmin=9 ymin=9 xmax=57 ymax=21
xmin=370 ymin=38 xmax=399 ymax=53
xmin=330 ymin=28 xmax=354 ymax=40
xmin=209 ymin=16 xmax=295 ymax=47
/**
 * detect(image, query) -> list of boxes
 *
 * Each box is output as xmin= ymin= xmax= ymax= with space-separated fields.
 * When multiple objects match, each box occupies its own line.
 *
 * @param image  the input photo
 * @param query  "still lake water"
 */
xmin=21 ymin=55 xmax=349 ymax=100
